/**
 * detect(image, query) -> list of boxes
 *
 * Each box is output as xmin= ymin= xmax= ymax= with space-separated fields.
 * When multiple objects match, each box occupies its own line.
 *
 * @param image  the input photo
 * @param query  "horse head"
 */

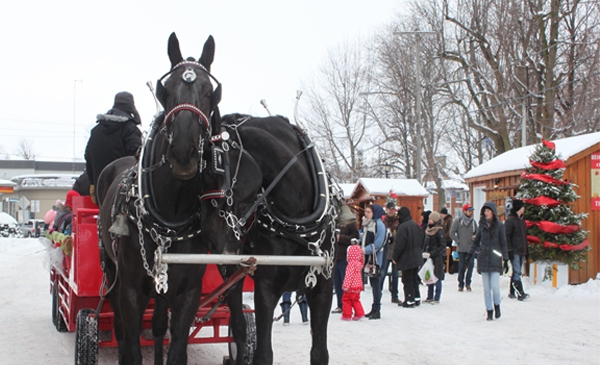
xmin=155 ymin=32 xmax=222 ymax=180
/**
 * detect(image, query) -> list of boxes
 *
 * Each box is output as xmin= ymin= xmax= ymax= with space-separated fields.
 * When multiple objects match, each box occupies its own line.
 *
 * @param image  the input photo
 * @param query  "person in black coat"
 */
xmin=72 ymin=171 xmax=90 ymax=197
xmin=332 ymin=205 xmax=360 ymax=313
xmin=84 ymin=91 xmax=142 ymax=203
xmin=504 ymin=199 xmax=530 ymax=300
xmin=392 ymin=206 xmax=423 ymax=308
xmin=423 ymin=211 xmax=446 ymax=304
xmin=466 ymin=201 xmax=508 ymax=321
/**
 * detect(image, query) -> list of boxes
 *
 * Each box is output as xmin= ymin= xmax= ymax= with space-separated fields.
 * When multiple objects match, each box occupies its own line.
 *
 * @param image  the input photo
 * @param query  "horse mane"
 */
xmin=150 ymin=111 xmax=166 ymax=130
xmin=221 ymin=113 xmax=291 ymax=126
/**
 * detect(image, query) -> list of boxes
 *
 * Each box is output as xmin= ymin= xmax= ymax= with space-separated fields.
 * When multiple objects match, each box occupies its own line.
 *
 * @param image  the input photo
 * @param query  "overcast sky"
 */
xmin=0 ymin=0 xmax=405 ymax=162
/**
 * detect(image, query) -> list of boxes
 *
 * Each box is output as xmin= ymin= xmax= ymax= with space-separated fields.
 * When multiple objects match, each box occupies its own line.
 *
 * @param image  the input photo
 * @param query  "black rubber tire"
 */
xmin=227 ymin=304 xmax=256 ymax=365
xmin=74 ymin=308 xmax=98 ymax=365
xmin=52 ymin=280 xmax=68 ymax=332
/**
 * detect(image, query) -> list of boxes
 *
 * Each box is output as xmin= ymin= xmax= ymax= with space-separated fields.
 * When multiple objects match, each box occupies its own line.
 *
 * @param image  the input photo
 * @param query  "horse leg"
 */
xmin=251 ymin=281 xmax=279 ymax=365
xmin=114 ymin=284 xmax=149 ymax=365
xmin=224 ymin=267 xmax=247 ymax=365
xmin=152 ymin=295 xmax=169 ymax=365
xmin=166 ymin=282 xmax=203 ymax=365
xmin=306 ymin=279 xmax=333 ymax=365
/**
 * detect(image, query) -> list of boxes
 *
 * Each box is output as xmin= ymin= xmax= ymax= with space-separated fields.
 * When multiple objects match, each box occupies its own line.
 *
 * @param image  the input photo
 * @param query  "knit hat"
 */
xmin=429 ymin=211 xmax=441 ymax=224
xmin=65 ymin=190 xmax=80 ymax=209
xmin=386 ymin=201 xmax=396 ymax=209
xmin=398 ymin=206 xmax=411 ymax=221
xmin=511 ymin=199 xmax=524 ymax=214
xmin=440 ymin=207 xmax=448 ymax=215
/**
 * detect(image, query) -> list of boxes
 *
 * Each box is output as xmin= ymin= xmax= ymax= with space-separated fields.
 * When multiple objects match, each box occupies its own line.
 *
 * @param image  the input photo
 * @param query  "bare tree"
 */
xmin=301 ymin=40 xmax=375 ymax=182
xmin=14 ymin=138 xmax=36 ymax=160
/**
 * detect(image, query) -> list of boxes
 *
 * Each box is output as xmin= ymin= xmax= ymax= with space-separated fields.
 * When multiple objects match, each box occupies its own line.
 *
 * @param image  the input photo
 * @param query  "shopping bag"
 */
xmin=418 ymin=258 xmax=438 ymax=284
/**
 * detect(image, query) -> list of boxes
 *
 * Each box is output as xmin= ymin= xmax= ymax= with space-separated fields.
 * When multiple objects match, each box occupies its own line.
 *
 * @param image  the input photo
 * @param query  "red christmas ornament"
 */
xmin=542 ymin=139 xmax=556 ymax=149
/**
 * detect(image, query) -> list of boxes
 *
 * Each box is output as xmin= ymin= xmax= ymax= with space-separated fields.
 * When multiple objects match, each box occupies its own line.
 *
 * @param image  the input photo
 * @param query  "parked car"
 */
xmin=0 ymin=212 xmax=20 ymax=238
xmin=20 ymin=219 xmax=45 ymax=238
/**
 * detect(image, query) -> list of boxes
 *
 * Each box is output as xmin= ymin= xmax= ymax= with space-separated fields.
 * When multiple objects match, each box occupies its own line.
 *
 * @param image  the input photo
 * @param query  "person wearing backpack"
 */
xmin=450 ymin=204 xmax=478 ymax=292
xmin=360 ymin=204 xmax=386 ymax=320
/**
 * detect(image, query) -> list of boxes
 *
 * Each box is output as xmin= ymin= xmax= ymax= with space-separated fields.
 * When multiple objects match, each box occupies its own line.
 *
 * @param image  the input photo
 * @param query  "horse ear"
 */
xmin=199 ymin=35 xmax=215 ymax=72
xmin=167 ymin=32 xmax=184 ymax=69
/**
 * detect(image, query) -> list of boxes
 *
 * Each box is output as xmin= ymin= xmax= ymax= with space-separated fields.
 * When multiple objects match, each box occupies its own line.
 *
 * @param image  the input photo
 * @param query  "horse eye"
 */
xmin=206 ymin=91 xmax=213 ymax=99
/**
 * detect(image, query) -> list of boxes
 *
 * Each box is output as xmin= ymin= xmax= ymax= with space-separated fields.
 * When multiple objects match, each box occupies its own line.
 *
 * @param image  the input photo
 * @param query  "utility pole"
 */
xmin=394 ymin=31 xmax=437 ymax=184
xmin=73 ymin=79 xmax=83 ymax=172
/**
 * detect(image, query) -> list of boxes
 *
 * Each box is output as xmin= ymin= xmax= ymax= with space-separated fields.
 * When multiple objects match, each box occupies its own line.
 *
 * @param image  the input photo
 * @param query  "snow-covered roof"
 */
xmin=338 ymin=183 xmax=356 ymax=199
xmin=353 ymin=178 xmax=428 ymax=197
xmin=465 ymin=132 xmax=600 ymax=180
xmin=424 ymin=179 xmax=469 ymax=191
xmin=10 ymin=174 xmax=78 ymax=189
xmin=0 ymin=179 xmax=17 ymax=187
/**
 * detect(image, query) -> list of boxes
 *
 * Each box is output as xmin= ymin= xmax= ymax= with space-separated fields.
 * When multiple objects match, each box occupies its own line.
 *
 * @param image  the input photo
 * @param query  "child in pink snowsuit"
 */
xmin=342 ymin=244 xmax=365 ymax=320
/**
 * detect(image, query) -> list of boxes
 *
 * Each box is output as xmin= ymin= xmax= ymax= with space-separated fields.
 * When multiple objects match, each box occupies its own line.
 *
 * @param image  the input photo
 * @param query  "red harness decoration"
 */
xmin=163 ymin=103 xmax=210 ymax=131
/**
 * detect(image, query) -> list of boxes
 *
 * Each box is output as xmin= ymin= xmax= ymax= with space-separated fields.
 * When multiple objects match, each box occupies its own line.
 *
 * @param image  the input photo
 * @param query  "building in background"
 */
xmin=0 ymin=160 xmax=85 ymax=222
xmin=463 ymin=132 xmax=600 ymax=284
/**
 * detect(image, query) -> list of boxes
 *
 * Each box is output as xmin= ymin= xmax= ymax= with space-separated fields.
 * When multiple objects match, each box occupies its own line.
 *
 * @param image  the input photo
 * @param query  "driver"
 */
xmin=84 ymin=91 xmax=142 ymax=204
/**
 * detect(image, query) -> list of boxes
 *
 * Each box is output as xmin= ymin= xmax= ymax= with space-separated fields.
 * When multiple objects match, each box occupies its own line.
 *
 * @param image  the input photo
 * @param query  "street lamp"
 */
xmin=383 ymin=163 xmax=391 ymax=179
xmin=73 ymin=79 xmax=83 ymax=172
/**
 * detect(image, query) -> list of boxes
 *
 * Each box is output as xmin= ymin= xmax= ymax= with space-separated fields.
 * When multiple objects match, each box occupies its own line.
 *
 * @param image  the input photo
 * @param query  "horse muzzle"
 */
xmin=170 ymin=161 xmax=199 ymax=180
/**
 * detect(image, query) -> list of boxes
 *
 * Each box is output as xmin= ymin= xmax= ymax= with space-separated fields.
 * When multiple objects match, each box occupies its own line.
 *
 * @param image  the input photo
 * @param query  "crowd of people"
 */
xmin=281 ymin=198 xmax=530 ymax=325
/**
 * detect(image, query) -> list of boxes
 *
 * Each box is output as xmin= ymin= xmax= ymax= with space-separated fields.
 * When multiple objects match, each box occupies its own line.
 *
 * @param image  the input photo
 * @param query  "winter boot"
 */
xmin=486 ymin=310 xmax=493 ymax=321
xmin=494 ymin=304 xmax=501 ymax=319
xmin=368 ymin=310 xmax=380 ymax=320
xmin=513 ymin=281 xmax=530 ymax=301
xmin=508 ymin=279 xmax=516 ymax=299
xmin=280 ymin=301 xmax=291 ymax=325
xmin=298 ymin=296 xmax=309 ymax=324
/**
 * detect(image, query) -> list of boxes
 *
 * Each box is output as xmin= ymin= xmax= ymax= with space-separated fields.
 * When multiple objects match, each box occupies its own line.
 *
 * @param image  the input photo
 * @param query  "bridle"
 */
xmin=150 ymin=59 xmax=223 ymax=174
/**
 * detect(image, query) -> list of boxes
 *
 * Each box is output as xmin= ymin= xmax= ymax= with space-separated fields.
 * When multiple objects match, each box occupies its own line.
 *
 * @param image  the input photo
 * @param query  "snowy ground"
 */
xmin=1 ymin=238 xmax=599 ymax=364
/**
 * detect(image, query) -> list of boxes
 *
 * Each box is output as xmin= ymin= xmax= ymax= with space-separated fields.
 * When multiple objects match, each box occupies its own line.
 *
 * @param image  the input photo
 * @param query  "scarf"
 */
xmin=460 ymin=213 xmax=474 ymax=227
xmin=425 ymin=225 xmax=443 ymax=236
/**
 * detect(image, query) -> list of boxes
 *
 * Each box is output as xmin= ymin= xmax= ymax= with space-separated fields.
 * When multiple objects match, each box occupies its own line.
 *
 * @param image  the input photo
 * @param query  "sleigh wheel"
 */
xmin=74 ymin=308 xmax=98 ymax=365
xmin=227 ymin=304 xmax=256 ymax=365
xmin=52 ymin=279 xmax=67 ymax=332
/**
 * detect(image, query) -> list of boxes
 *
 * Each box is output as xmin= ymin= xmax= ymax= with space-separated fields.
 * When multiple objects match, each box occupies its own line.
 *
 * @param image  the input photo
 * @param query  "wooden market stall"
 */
xmin=346 ymin=178 xmax=428 ymax=224
xmin=463 ymin=132 xmax=600 ymax=284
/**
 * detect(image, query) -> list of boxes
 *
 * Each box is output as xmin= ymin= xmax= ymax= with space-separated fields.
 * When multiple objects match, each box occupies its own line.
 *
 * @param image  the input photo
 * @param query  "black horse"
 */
xmin=200 ymin=114 xmax=342 ymax=365
xmin=96 ymin=33 xmax=228 ymax=365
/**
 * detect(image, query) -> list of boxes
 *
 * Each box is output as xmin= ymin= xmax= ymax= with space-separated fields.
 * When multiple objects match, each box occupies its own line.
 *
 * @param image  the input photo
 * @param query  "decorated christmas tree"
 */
xmin=517 ymin=139 xmax=589 ymax=269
